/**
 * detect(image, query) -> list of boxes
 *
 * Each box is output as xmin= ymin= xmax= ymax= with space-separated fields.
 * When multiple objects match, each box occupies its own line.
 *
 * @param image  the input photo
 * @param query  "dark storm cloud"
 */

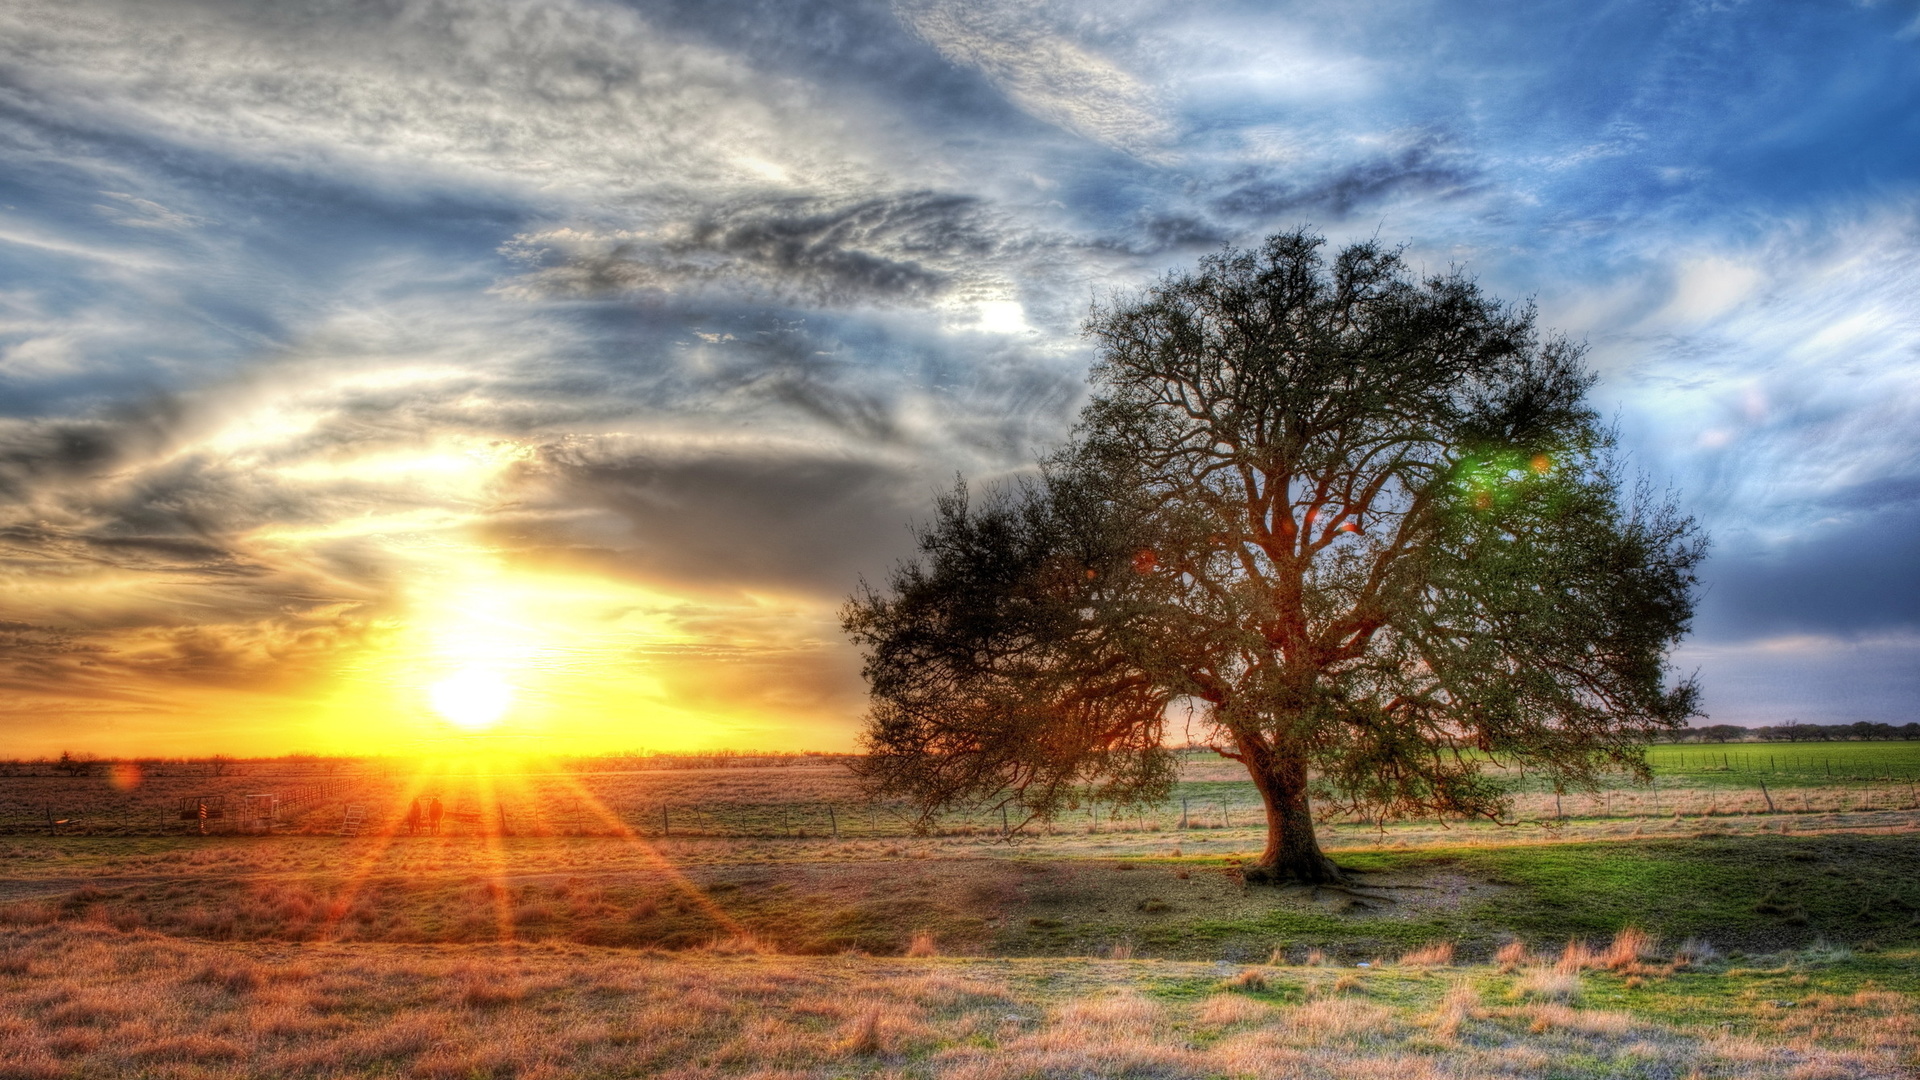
xmin=0 ymin=405 xmax=184 ymax=497
xmin=505 ymin=192 xmax=1018 ymax=308
xmin=499 ymin=443 xmax=931 ymax=596
xmin=0 ymin=522 xmax=254 ymax=580
xmin=1133 ymin=213 xmax=1232 ymax=253
xmin=0 ymin=608 xmax=395 ymax=701
xmin=1696 ymin=503 xmax=1920 ymax=643
xmin=1209 ymin=137 xmax=1483 ymax=221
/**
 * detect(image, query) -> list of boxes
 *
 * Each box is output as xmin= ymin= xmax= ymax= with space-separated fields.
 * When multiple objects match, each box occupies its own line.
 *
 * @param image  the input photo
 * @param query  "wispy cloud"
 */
xmin=893 ymin=0 xmax=1178 ymax=161
xmin=2 ymin=0 xmax=1918 ymax=745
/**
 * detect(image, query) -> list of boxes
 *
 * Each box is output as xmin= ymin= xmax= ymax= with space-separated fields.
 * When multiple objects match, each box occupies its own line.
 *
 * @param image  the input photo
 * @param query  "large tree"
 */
xmin=845 ymin=232 xmax=1705 ymax=884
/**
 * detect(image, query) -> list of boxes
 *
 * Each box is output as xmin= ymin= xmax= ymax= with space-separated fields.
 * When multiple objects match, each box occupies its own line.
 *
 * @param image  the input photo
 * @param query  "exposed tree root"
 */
xmin=1308 ymin=883 xmax=1398 ymax=906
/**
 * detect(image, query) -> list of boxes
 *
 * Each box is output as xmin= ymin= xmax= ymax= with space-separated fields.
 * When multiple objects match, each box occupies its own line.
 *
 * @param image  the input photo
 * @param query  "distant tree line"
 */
xmin=0 ymin=751 xmax=861 ymax=778
xmin=562 ymin=750 xmax=860 ymax=772
xmin=1664 ymin=721 xmax=1920 ymax=743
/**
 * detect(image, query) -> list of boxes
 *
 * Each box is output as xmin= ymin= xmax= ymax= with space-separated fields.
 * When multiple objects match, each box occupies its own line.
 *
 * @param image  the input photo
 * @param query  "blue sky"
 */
xmin=1 ymin=0 xmax=1917 ymax=752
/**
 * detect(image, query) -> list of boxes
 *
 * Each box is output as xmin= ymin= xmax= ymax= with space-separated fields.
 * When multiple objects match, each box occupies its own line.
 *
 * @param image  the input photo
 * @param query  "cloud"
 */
xmin=0 ymin=0 xmax=898 ymax=205
xmin=1676 ymin=632 xmax=1920 ymax=725
xmin=93 ymin=191 xmax=204 ymax=231
xmin=1521 ymin=204 xmax=1920 ymax=733
xmin=893 ymin=0 xmax=1178 ymax=160
xmin=1692 ymin=499 xmax=1920 ymax=642
xmin=502 ymin=191 xmax=1012 ymax=308
xmin=1560 ymin=202 xmax=1920 ymax=538
xmin=498 ymin=439 xmax=930 ymax=596
xmin=4 ymin=0 xmax=1920 ymax=746
xmin=1208 ymin=135 xmax=1483 ymax=220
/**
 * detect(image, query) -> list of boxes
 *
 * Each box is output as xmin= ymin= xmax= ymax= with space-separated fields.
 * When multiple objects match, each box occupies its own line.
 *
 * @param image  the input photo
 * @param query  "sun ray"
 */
xmin=540 ymin=763 xmax=757 ymax=944
xmin=313 ymin=758 xmax=440 ymax=942
xmin=473 ymin=768 xmax=518 ymax=943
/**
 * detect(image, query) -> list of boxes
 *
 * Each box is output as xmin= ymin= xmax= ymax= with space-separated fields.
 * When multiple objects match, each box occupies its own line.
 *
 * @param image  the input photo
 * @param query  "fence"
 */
xmin=399 ymin=780 xmax=1920 ymax=840
xmin=4 ymin=776 xmax=359 ymax=836
xmin=4 ymin=773 xmax=1917 ymax=839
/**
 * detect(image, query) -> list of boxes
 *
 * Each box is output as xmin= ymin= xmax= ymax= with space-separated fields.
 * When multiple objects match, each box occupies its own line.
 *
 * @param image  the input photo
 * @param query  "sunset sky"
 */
xmin=3 ymin=0 xmax=1918 ymax=757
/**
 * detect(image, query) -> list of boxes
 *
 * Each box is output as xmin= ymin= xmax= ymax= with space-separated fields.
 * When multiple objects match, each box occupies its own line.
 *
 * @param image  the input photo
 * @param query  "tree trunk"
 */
xmin=1238 ymin=737 xmax=1345 ymax=885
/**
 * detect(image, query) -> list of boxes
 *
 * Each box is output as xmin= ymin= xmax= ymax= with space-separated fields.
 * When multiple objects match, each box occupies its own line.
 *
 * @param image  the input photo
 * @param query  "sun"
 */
xmin=429 ymin=667 xmax=514 ymax=730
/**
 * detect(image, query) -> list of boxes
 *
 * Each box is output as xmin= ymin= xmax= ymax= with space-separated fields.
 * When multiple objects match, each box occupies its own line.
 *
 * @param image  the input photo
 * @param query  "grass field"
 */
xmin=7 ymin=742 xmax=1918 ymax=839
xmin=1 ymin=924 xmax=1913 ymax=1079
xmin=3 ymin=748 xmax=1918 ymax=1077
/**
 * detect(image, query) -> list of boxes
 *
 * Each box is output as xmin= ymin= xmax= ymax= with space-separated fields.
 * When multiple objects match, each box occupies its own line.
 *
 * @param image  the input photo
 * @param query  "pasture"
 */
xmin=1 ymin=745 xmax=1917 ymax=1078
xmin=8 ymin=741 xmax=1920 ymax=839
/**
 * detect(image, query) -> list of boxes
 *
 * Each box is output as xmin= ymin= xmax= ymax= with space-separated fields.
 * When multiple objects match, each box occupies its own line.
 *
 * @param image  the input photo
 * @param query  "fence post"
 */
xmin=661 ymin=804 xmax=669 ymax=838
xmin=1757 ymin=779 xmax=1775 ymax=813
xmin=829 ymin=805 xmax=838 ymax=839
xmin=1180 ymin=797 xmax=1189 ymax=830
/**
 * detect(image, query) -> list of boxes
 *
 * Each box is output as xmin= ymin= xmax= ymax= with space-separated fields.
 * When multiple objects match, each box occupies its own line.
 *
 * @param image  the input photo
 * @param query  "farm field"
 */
xmin=1 ymin=746 xmax=1918 ymax=1077
xmin=7 ymin=741 xmax=1919 ymax=839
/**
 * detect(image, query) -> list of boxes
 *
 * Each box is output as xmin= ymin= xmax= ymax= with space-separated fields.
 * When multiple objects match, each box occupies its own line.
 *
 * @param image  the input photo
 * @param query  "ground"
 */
xmin=1 ymin=744 xmax=1917 ymax=1077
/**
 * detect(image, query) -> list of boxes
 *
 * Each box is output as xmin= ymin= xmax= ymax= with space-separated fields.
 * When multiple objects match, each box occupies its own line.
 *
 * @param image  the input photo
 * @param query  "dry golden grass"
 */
xmin=1221 ymin=966 xmax=1269 ymax=992
xmin=1494 ymin=939 xmax=1530 ymax=973
xmin=1515 ymin=964 xmax=1584 ymax=1003
xmin=0 ymin=924 xmax=1912 ymax=1079
xmin=1397 ymin=940 xmax=1455 ymax=967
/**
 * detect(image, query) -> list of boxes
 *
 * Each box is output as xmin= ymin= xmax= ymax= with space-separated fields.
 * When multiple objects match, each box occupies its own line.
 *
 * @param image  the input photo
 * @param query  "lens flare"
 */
xmin=109 ymin=761 xmax=142 ymax=791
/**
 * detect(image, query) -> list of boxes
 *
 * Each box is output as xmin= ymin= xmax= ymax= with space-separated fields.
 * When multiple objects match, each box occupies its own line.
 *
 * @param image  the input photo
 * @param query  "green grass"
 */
xmin=1577 ymin=951 xmax=1920 ymax=1024
xmin=1644 ymin=740 xmax=1920 ymax=788
xmin=1045 ymin=832 xmax=1920 ymax=961
xmin=1397 ymin=833 xmax=1920 ymax=952
xmin=1163 ymin=741 xmax=1920 ymax=809
xmin=8 ymin=827 xmax=1920 ymax=963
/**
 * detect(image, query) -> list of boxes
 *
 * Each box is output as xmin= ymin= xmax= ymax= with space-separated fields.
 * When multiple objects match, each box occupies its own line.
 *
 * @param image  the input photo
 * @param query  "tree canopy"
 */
xmin=844 ymin=231 xmax=1706 ymax=883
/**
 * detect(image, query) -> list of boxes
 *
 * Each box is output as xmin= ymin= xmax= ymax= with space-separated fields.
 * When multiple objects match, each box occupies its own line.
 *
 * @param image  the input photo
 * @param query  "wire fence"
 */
xmin=6 ymin=777 xmax=1918 ymax=839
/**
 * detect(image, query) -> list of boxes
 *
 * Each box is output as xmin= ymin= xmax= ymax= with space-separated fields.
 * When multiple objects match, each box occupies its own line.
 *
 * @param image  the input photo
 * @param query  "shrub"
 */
xmin=1514 ymin=966 xmax=1582 ymax=1003
xmin=1196 ymin=992 xmax=1272 ymax=1027
xmin=1672 ymin=938 xmax=1721 ymax=968
xmin=1800 ymin=938 xmax=1853 ymax=965
xmin=1398 ymin=941 xmax=1454 ymax=967
xmin=1429 ymin=980 xmax=1480 ymax=1040
xmin=1603 ymin=927 xmax=1658 ymax=971
xmin=1222 ymin=968 xmax=1268 ymax=993
xmin=1555 ymin=940 xmax=1601 ymax=973
xmin=1494 ymin=940 xmax=1530 ymax=973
